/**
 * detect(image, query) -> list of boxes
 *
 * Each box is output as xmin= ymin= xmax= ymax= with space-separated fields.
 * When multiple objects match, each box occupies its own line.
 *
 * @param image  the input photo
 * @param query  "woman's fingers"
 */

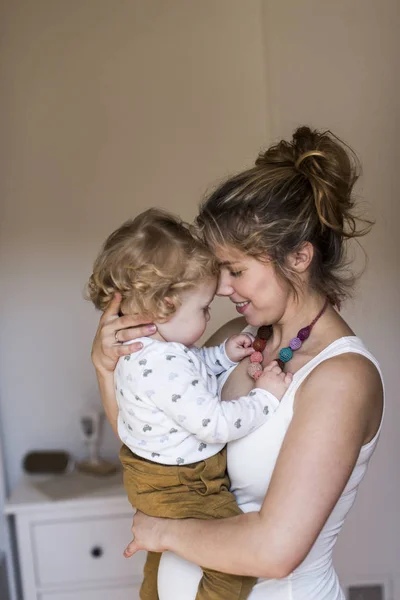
xmin=100 ymin=293 xmax=157 ymax=343
xmin=115 ymin=342 xmax=144 ymax=356
xmin=92 ymin=292 xmax=157 ymax=372
xmin=123 ymin=539 xmax=139 ymax=558
xmin=100 ymin=292 xmax=122 ymax=323
xmin=114 ymin=314 xmax=154 ymax=331
xmin=116 ymin=324 xmax=156 ymax=344
xmin=100 ymin=294 xmax=155 ymax=331
xmin=124 ymin=511 xmax=167 ymax=554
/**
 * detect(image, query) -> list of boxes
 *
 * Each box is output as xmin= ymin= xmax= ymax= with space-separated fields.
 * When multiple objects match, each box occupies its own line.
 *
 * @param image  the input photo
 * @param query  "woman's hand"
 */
xmin=124 ymin=511 xmax=169 ymax=557
xmin=91 ymin=293 xmax=157 ymax=375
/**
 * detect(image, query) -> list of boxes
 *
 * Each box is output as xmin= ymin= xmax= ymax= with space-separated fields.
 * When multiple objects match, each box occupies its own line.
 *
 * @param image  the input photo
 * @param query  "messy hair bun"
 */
xmin=196 ymin=126 xmax=372 ymax=306
xmin=258 ymin=125 xmax=360 ymax=235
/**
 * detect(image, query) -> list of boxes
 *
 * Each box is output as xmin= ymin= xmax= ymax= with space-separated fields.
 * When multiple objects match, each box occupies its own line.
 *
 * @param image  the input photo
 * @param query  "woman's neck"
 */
xmin=269 ymin=292 xmax=328 ymax=349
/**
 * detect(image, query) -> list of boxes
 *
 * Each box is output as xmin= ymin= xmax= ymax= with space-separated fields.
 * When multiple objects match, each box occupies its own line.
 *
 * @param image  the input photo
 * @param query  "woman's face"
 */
xmin=215 ymin=246 xmax=291 ymax=327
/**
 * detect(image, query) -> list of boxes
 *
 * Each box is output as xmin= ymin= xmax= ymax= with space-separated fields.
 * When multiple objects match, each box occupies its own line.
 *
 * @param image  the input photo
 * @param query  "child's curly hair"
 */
xmin=87 ymin=208 xmax=218 ymax=322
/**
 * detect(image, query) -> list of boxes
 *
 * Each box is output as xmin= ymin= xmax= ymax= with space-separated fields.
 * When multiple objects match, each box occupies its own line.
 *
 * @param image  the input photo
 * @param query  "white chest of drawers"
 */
xmin=5 ymin=472 xmax=146 ymax=600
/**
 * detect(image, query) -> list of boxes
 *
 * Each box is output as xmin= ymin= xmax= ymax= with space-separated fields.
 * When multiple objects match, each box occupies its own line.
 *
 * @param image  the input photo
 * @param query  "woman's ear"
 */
xmin=287 ymin=242 xmax=314 ymax=273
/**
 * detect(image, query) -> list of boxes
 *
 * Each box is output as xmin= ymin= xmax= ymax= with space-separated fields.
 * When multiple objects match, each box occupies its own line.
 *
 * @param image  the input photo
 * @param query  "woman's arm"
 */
xmin=91 ymin=293 xmax=157 ymax=436
xmin=95 ymin=370 xmax=119 ymax=437
xmin=125 ymin=353 xmax=383 ymax=578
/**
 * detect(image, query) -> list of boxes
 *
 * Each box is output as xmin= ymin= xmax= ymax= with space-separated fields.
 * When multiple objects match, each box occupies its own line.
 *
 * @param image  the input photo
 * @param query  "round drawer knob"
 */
xmin=90 ymin=546 xmax=103 ymax=558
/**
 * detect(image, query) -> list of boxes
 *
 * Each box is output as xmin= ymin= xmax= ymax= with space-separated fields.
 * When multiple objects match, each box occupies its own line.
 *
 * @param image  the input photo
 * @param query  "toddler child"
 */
xmin=88 ymin=209 xmax=292 ymax=600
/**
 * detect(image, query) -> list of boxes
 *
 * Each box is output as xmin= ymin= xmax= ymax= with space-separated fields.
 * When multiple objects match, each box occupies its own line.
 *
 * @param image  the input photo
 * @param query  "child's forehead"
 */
xmin=192 ymin=277 xmax=217 ymax=301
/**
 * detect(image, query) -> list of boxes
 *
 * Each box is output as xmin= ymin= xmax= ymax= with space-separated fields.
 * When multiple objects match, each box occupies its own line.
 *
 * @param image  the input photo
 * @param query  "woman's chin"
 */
xmin=244 ymin=314 xmax=264 ymax=327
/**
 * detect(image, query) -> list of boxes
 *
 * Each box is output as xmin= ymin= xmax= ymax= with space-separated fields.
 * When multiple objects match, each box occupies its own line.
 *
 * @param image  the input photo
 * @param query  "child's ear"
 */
xmin=163 ymin=296 xmax=175 ymax=307
xmin=162 ymin=297 xmax=178 ymax=316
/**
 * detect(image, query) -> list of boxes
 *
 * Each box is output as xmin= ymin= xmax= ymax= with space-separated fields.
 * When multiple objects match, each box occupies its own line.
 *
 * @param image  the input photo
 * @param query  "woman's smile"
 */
xmin=233 ymin=300 xmax=251 ymax=314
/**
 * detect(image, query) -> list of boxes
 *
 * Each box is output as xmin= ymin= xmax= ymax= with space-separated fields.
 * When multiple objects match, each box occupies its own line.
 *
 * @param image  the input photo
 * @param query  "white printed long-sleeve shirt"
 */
xmin=115 ymin=337 xmax=279 ymax=465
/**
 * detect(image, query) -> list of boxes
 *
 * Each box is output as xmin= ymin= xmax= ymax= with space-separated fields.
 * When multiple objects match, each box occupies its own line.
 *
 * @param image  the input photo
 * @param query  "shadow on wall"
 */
xmin=0 ymin=553 xmax=11 ymax=600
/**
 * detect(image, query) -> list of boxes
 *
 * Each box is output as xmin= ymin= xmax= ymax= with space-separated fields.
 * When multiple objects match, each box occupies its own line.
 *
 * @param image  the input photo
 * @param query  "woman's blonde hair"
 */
xmin=196 ymin=126 xmax=372 ymax=307
xmin=87 ymin=208 xmax=218 ymax=321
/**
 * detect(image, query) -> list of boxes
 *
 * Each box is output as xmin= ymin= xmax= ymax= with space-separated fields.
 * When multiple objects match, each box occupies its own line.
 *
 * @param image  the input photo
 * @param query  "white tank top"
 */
xmin=157 ymin=336 xmax=384 ymax=600
xmin=226 ymin=335 xmax=384 ymax=600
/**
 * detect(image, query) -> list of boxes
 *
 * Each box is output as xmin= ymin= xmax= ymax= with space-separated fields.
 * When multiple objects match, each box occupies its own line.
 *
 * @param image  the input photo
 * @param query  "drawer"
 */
xmin=31 ymin=514 xmax=146 ymax=586
xmin=39 ymin=584 xmax=140 ymax=600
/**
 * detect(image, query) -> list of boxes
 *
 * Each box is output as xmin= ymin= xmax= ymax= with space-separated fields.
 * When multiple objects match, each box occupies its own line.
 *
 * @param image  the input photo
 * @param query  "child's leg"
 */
xmin=139 ymin=551 xmax=162 ymax=600
xmin=194 ymin=499 xmax=257 ymax=600
xmin=119 ymin=445 xmax=181 ymax=600
xmin=197 ymin=570 xmax=256 ymax=600
xmin=174 ymin=449 xmax=257 ymax=600
xmin=120 ymin=445 xmax=257 ymax=600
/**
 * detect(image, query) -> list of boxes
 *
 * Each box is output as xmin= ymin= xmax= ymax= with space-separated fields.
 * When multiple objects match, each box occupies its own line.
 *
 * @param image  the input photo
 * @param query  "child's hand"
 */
xmin=255 ymin=360 xmax=293 ymax=401
xmin=225 ymin=334 xmax=254 ymax=362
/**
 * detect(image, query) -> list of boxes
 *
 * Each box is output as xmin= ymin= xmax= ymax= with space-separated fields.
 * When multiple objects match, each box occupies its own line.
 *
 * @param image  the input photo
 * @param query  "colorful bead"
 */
xmin=250 ymin=351 xmax=263 ymax=363
xmin=253 ymin=337 xmax=267 ymax=352
xmin=247 ymin=362 xmax=263 ymax=379
xmin=279 ymin=347 xmax=293 ymax=363
xmin=257 ymin=325 xmax=272 ymax=340
xmin=289 ymin=337 xmax=302 ymax=350
xmin=298 ymin=326 xmax=311 ymax=341
xmin=247 ymin=301 xmax=328 ymax=380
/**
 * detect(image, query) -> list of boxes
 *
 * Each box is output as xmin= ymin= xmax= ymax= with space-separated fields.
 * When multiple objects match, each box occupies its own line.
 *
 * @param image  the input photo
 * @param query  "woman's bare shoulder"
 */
xmin=204 ymin=317 xmax=247 ymax=347
xmin=298 ymin=352 xmax=383 ymax=444
xmin=303 ymin=352 xmax=382 ymax=397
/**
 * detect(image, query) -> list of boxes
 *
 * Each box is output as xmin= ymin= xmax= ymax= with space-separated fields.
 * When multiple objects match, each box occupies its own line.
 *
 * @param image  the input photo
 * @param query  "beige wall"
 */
xmin=0 ymin=0 xmax=268 ymax=487
xmin=263 ymin=1 xmax=400 ymax=595
xmin=0 ymin=0 xmax=398 ymax=595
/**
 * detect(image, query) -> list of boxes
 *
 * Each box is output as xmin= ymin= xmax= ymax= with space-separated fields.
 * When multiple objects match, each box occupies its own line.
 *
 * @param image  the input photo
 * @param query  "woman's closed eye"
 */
xmin=229 ymin=270 xmax=243 ymax=278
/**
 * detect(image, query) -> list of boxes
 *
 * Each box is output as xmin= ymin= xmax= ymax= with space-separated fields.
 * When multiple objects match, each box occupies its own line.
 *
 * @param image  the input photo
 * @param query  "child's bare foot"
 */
xmin=255 ymin=360 xmax=293 ymax=401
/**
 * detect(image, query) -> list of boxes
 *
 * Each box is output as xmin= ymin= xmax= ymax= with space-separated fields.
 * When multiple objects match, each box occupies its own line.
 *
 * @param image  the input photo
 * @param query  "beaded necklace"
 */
xmin=247 ymin=300 xmax=329 ymax=380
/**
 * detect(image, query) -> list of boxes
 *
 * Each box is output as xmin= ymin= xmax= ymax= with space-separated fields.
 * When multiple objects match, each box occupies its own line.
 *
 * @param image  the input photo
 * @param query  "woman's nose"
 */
xmin=217 ymin=272 xmax=234 ymax=297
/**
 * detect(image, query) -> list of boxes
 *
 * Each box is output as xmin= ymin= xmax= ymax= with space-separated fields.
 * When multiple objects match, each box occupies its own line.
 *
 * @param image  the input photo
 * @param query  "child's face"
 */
xmin=157 ymin=277 xmax=217 ymax=346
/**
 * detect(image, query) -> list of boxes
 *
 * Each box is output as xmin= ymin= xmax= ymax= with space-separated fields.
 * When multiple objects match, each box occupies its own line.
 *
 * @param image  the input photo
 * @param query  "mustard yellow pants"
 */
xmin=120 ymin=445 xmax=256 ymax=600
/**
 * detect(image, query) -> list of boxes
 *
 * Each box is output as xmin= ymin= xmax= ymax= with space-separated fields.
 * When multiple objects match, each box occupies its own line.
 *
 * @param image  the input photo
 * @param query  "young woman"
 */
xmin=91 ymin=126 xmax=384 ymax=600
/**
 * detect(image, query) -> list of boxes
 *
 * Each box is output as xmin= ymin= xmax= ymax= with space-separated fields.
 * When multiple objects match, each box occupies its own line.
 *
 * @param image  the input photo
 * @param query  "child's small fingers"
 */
xmin=242 ymin=346 xmax=254 ymax=357
xmin=265 ymin=360 xmax=278 ymax=372
xmin=284 ymin=373 xmax=293 ymax=384
xmin=239 ymin=336 xmax=251 ymax=348
xmin=246 ymin=335 xmax=255 ymax=347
